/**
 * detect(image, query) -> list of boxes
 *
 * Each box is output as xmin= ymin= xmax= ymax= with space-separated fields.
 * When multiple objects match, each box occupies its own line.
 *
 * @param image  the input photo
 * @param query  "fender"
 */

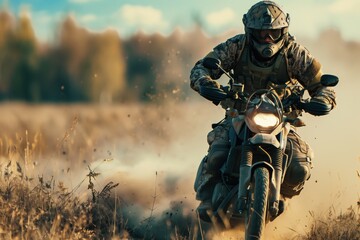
xmin=249 ymin=133 xmax=280 ymax=148
xmin=250 ymin=161 xmax=274 ymax=182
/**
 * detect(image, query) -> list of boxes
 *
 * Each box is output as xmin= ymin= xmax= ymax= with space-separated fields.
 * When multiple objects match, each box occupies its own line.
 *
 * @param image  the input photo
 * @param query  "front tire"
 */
xmin=245 ymin=167 xmax=270 ymax=240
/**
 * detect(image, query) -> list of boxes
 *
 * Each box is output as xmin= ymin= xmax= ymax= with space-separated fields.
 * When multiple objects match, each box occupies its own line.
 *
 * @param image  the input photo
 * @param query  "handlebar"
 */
xmin=200 ymin=84 xmax=306 ymax=114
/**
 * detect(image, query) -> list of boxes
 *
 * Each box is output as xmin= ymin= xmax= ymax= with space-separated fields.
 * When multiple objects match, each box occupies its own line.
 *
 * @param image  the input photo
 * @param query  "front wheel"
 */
xmin=245 ymin=167 xmax=270 ymax=240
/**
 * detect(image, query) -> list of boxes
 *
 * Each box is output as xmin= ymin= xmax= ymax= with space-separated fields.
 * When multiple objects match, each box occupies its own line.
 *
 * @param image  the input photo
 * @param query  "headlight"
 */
xmin=246 ymin=111 xmax=281 ymax=133
xmin=253 ymin=113 xmax=279 ymax=128
xmin=245 ymin=95 xmax=282 ymax=133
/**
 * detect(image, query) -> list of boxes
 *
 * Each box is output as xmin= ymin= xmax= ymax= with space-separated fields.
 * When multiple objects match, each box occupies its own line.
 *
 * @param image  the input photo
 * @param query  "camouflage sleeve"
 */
xmin=190 ymin=34 xmax=245 ymax=92
xmin=286 ymin=41 xmax=321 ymax=90
xmin=286 ymin=41 xmax=336 ymax=108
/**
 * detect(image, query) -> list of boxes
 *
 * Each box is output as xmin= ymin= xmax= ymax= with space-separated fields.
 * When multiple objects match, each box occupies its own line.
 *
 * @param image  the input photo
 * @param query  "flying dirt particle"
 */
xmin=128 ymin=114 xmax=131 ymax=118
xmin=62 ymin=151 xmax=66 ymax=155
xmin=60 ymin=85 xmax=65 ymax=91
xmin=172 ymin=89 xmax=180 ymax=94
xmin=93 ymin=148 xmax=97 ymax=152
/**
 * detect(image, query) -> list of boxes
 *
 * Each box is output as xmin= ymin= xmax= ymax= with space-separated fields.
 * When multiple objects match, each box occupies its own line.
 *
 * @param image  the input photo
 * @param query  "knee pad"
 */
xmin=281 ymin=159 xmax=311 ymax=198
xmin=206 ymin=143 xmax=230 ymax=172
xmin=284 ymin=131 xmax=313 ymax=186
xmin=207 ymin=123 xmax=230 ymax=145
xmin=284 ymin=161 xmax=311 ymax=186
xmin=194 ymin=157 xmax=217 ymax=201
xmin=195 ymin=173 xmax=216 ymax=201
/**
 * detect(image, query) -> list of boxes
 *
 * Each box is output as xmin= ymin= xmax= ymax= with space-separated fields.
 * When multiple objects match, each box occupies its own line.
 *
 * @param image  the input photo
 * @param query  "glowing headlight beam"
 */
xmin=253 ymin=113 xmax=279 ymax=128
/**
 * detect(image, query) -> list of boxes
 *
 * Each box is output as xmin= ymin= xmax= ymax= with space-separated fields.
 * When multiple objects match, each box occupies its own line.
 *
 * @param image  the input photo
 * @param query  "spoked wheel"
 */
xmin=245 ymin=167 xmax=270 ymax=240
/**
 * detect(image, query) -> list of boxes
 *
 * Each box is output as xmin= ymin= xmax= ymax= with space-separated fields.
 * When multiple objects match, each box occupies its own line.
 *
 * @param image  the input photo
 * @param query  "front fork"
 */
xmin=237 ymin=144 xmax=283 ymax=219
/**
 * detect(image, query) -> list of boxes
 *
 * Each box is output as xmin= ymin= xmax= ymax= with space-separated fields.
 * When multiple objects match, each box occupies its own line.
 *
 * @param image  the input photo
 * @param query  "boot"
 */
xmin=195 ymin=174 xmax=217 ymax=222
xmin=196 ymin=200 xmax=212 ymax=222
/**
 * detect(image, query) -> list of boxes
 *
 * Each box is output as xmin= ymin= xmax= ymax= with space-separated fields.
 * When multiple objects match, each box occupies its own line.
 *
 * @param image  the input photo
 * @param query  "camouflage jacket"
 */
xmin=190 ymin=34 xmax=336 ymax=110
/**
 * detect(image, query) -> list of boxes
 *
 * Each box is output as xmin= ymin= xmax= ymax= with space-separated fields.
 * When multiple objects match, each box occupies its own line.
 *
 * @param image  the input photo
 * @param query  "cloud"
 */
xmin=119 ymin=5 xmax=168 ymax=33
xmin=79 ymin=14 xmax=97 ymax=23
xmin=328 ymin=0 xmax=360 ymax=14
xmin=205 ymin=8 xmax=236 ymax=28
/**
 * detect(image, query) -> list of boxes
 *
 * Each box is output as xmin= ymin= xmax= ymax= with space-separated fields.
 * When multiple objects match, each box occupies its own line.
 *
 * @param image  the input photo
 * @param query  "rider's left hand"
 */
xmin=298 ymin=98 xmax=332 ymax=116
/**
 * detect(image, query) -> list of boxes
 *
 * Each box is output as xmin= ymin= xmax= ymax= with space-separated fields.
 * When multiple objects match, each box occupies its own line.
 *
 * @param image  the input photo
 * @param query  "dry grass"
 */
xmin=0 ymin=143 xmax=126 ymax=240
xmin=0 ymin=142 xmax=196 ymax=239
xmin=0 ymin=102 xmax=202 ymax=240
xmin=295 ymin=206 xmax=360 ymax=240
xmin=296 ymin=171 xmax=360 ymax=240
xmin=0 ymin=167 xmax=112 ymax=239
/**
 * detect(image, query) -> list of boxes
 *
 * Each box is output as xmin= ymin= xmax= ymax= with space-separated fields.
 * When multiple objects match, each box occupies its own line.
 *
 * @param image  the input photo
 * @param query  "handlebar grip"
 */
xmin=199 ymin=86 xmax=228 ymax=105
xmin=298 ymin=100 xmax=332 ymax=116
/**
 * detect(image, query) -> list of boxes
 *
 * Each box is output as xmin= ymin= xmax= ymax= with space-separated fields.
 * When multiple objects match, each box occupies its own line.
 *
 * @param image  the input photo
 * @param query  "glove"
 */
xmin=313 ymin=86 xmax=336 ymax=109
xmin=298 ymin=98 xmax=332 ymax=116
xmin=199 ymin=85 xmax=228 ymax=105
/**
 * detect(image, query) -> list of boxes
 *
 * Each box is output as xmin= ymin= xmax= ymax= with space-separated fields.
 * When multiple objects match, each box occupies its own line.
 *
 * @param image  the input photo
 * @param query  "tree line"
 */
xmin=0 ymin=10 xmax=216 ymax=103
xmin=0 ymin=9 xmax=352 ymax=104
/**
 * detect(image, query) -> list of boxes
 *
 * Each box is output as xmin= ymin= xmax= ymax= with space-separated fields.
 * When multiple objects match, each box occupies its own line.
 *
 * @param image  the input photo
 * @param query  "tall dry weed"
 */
xmin=297 ymin=170 xmax=360 ymax=240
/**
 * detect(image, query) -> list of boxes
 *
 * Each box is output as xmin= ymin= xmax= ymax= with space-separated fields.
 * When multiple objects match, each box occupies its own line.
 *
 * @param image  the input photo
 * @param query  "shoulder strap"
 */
xmin=282 ymin=35 xmax=295 ymax=83
xmin=235 ymin=35 xmax=247 ymax=65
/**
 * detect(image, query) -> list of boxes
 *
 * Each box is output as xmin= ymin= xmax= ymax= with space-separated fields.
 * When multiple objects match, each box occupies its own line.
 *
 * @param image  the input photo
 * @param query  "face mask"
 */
xmin=251 ymin=37 xmax=285 ymax=59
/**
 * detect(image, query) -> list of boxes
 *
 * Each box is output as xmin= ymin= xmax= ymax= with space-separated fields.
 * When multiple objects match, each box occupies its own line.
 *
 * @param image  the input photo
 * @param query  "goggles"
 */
xmin=251 ymin=29 xmax=282 ymax=42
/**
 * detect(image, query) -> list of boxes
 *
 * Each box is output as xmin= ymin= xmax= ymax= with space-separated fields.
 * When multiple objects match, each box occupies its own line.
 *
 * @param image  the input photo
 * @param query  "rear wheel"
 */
xmin=245 ymin=167 xmax=270 ymax=240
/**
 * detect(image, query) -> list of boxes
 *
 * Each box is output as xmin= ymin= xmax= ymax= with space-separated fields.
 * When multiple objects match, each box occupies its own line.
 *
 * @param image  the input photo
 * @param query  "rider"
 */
xmin=191 ymin=1 xmax=337 ymax=221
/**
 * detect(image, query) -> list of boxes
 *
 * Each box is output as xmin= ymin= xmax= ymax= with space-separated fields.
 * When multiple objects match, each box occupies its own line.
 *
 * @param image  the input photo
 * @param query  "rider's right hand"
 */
xmin=199 ymin=85 xmax=228 ymax=105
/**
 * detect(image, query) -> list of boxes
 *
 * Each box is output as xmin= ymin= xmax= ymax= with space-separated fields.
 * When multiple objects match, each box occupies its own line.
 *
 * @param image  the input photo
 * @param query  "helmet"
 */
xmin=243 ymin=1 xmax=290 ymax=59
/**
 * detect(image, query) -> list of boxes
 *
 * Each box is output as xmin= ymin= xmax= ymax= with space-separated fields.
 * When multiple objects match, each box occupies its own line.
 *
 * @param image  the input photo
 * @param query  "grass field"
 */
xmin=0 ymin=102 xmax=358 ymax=239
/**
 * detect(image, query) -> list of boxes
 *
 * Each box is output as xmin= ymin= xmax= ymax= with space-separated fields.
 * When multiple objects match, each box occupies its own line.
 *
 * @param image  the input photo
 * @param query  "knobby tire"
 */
xmin=245 ymin=167 xmax=270 ymax=240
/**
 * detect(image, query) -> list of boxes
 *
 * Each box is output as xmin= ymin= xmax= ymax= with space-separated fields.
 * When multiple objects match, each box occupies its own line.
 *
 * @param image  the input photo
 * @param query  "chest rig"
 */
xmin=233 ymin=44 xmax=292 ymax=98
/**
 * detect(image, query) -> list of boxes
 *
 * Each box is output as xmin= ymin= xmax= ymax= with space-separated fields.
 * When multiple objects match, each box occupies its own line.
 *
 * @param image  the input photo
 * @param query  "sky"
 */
xmin=4 ymin=0 xmax=360 ymax=43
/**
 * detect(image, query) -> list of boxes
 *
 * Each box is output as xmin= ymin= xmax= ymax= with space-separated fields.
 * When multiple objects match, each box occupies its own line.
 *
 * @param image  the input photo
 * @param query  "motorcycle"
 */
xmin=198 ymin=57 xmax=338 ymax=239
